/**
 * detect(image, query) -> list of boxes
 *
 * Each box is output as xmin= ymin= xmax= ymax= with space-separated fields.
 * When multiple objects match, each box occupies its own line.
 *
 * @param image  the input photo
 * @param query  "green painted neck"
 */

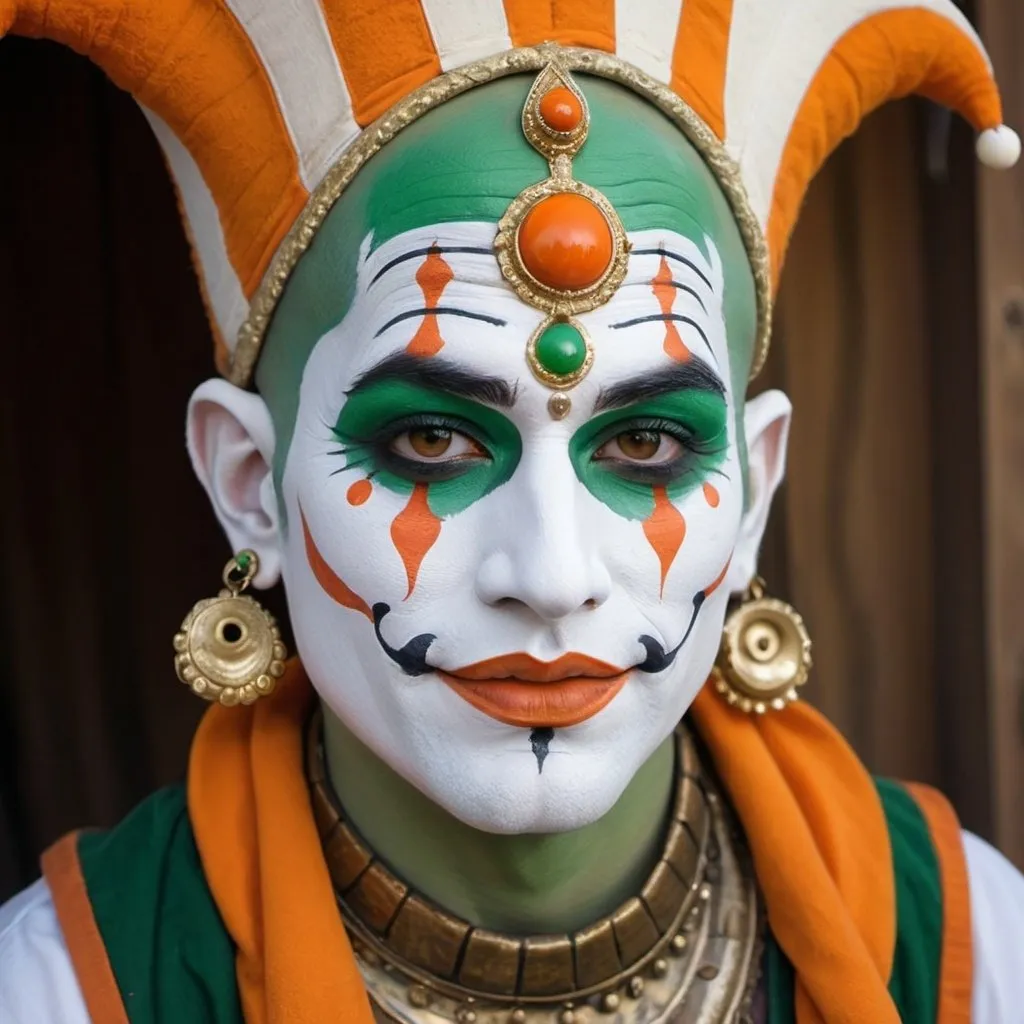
xmin=322 ymin=706 xmax=676 ymax=934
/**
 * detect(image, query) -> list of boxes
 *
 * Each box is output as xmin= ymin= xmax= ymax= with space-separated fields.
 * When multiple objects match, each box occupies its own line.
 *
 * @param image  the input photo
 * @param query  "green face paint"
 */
xmin=332 ymin=380 xmax=522 ymax=519
xmin=568 ymin=390 xmax=729 ymax=520
xmin=256 ymin=75 xmax=756 ymax=519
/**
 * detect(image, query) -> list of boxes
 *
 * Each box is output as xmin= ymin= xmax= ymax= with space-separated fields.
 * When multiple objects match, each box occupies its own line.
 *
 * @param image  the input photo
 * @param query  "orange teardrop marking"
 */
xmin=653 ymin=256 xmax=691 ymax=363
xmin=642 ymin=487 xmax=686 ymax=598
xmin=391 ymin=483 xmax=442 ymax=599
xmin=703 ymin=482 xmax=720 ymax=508
xmin=301 ymin=506 xmax=373 ymax=621
xmin=347 ymin=479 xmax=373 ymax=506
xmin=407 ymin=248 xmax=454 ymax=357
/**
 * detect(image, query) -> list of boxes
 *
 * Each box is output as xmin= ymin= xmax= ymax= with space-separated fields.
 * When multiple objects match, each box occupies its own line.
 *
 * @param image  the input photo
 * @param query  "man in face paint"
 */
xmin=188 ymin=76 xmax=788 ymax=927
xmin=3 ymin=11 xmax=1024 ymax=1018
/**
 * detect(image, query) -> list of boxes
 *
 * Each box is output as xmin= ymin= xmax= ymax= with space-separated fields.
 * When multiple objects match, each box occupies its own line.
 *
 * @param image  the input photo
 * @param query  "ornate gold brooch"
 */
xmin=495 ymin=63 xmax=630 ymax=402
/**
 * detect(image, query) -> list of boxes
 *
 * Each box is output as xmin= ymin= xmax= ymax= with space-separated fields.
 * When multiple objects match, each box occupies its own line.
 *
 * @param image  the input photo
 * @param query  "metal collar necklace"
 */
xmin=306 ymin=713 xmax=763 ymax=1024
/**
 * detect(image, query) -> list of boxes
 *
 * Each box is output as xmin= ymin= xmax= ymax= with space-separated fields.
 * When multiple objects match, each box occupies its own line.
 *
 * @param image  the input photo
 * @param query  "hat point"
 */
xmin=976 ymin=126 xmax=1021 ymax=170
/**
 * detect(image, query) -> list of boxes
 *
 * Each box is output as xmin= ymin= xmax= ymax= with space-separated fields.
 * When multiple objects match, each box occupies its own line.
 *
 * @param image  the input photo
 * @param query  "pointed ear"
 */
xmin=724 ymin=389 xmax=792 ymax=594
xmin=186 ymin=378 xmax=281 ymax=588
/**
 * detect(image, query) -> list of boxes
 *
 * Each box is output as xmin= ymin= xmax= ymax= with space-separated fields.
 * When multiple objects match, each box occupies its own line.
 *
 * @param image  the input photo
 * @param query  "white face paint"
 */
xmin=279 ymin=222 xmax=745 ymax=834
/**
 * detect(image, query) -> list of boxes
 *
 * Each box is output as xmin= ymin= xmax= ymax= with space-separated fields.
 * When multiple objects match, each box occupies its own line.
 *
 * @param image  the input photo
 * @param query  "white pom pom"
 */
xmin=976 ymin=126 xmax=1021 ymax=170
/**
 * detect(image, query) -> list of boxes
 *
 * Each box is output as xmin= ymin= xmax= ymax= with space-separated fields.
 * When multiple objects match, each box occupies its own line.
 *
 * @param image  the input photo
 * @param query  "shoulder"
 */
xmin=0 ymin=877 xmax=90 ymax=1023
xmin=963 ymin=830 xmax=1024 ymax=1023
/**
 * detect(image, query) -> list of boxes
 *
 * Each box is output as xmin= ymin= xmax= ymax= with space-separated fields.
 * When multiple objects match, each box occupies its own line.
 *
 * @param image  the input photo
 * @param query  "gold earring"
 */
xmin=713 ymin=577 xmax=812 ymax=714
xmin=173 ymin=550 xmax=287 ymax=706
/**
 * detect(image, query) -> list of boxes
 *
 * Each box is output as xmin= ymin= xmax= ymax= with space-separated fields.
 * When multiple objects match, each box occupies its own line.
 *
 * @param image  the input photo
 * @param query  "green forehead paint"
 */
xmin=256 ymin=75 xmax=755 ymax=518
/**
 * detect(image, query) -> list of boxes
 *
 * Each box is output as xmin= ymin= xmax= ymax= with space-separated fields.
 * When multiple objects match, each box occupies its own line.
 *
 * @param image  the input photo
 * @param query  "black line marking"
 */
xmin=530 ymin=728 xmax=555 ymax=774
xmin=372 ymin=603 xmax=436 ymax=675
xmin=636 ymin=591 xmax=707 ymax=675
xmin=666 ymin=281 xmax=707 ymax=313
xmin=370 ymin=245 xmax=494 ymax=284
xmin=631 ymin=248 xmax=714 ymax=292
xmin=610 ymin=313 xmax=717 ymax=365
xmin=375 ymin=306 xmax=507 ymax=338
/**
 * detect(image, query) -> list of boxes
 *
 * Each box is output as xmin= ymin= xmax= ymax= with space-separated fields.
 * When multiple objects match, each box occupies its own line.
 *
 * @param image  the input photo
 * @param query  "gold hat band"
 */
xmin=230 ymin=43 xmax=772 ymax=389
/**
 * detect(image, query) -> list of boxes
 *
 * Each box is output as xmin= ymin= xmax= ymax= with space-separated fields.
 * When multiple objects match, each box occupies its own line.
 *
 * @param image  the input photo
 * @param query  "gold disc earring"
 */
xmin=173 ymin=550 xmax=287 ymax=706
xmin=713 ymin=577 xmax=812 ymax=714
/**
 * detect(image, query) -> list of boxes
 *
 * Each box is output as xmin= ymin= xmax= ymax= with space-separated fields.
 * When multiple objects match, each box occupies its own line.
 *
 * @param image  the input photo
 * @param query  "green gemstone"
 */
xmin=535 ymin=321 xmax=587 ymax=377
xmin=235 ymin=552 xmax=252 ymax=572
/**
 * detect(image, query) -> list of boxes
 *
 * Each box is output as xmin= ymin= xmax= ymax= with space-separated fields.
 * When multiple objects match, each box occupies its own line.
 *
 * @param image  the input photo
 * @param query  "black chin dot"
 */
xmin=530 ymin=727 xmax=555 ymax=774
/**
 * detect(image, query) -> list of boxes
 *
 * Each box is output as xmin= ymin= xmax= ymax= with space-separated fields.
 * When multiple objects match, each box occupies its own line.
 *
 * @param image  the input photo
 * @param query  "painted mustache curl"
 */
xmin=371 ymin=591 xmax=708 ymax=728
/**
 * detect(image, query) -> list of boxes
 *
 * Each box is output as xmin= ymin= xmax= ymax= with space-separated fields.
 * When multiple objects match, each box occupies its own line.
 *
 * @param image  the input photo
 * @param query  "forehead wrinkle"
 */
xmin=373 ymin=306 xmax=507 ymax=339
xmin=369 ymin=245 xmax=494 ymax=287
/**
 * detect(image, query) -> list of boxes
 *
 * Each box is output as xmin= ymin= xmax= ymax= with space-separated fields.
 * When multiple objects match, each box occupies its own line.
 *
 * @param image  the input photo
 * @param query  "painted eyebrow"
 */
xmin=347 ymin=352 xmax=518 ymax=409
xmin=609 ymin=313 xmax=717 ymax=364
xmin=594 ymin=356 xmax=725 ymax=412
xmin=630 ymin=248 xmax=715 ymax=293
xmin=369 ymin=245 xmax=494 ymax=285
xmin=374 ymin=306 xmax=507 ymax=338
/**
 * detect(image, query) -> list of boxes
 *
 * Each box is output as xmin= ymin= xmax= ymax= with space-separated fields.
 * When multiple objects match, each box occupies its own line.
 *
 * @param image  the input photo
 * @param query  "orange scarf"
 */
xmin=189 ymin=664 xmax=903 ymax=1024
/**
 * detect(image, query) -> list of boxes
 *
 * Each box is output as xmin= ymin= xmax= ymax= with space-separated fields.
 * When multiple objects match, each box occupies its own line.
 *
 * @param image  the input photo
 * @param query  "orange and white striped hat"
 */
xmin=2 ymin=0 xmax=1017 ymax=382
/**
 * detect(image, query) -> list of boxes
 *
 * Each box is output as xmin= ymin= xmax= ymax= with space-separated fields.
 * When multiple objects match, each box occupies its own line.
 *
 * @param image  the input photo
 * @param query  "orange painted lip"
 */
xmin=438 ymin=653 xmax=630 ymax=728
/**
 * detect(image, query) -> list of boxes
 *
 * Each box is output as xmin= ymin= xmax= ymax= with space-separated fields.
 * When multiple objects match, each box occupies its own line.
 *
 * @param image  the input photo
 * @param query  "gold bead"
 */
xmin=699 ymin=884 xmax=712 ymax=901
xmin=548 ymin=393 xmax=572 ymax=420
xmin=627 ymin=976 xmax=644 ymax=999
xmin=599 ymin=993 xmax=620 ymax=1013
xmin=651 ymin=958 xmax=669 ymax=978
xmin=511 ymin=1010 xmax=527 ymax=1024
xmin=458 ymin=1010 xmax=478 ymax=1024
xmin=670 ymin=934 xmax=688 ymax=953
xmin=407 ymin=985 xmax=430 ymax=1008
xmin=560 ymin=1011 xmax=575 ymax=1024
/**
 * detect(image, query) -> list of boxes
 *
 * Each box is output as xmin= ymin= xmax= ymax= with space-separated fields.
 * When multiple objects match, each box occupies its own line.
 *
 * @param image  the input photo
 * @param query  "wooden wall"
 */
xmin=976 ymin=0 xmax=1024 ymax=867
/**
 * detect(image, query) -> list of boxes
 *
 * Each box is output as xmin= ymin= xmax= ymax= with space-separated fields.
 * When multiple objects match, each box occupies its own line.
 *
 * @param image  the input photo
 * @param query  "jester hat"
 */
xmin=2 ymin=0 xmax=1017 ymax=387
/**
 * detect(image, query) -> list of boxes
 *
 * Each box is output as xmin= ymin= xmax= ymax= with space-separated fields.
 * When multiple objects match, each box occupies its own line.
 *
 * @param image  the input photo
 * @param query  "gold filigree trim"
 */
xmin=521 ymin=63 xmax=590 ymax=160
xmin=230 ymin=44 xmax=772 ymax=388
xmin=494 ymin=163 xmax=630 ymax=322
xmin=525 ymin=316 xmax=595 ymax=390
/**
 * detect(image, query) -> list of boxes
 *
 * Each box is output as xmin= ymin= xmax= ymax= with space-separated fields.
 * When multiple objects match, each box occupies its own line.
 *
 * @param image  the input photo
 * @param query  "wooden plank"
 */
xmin=975 ymin=0 xmax=1024 ymax=868
xmin=766 ymin=103 xmax=937 ymax=781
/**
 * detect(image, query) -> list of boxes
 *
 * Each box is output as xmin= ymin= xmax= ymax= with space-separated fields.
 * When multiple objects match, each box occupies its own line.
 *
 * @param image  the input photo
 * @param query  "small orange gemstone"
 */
xmin=539 ymin=87 xmax=583 ymax=133
xmin=518 ymin=193 xmax=614 ymax=292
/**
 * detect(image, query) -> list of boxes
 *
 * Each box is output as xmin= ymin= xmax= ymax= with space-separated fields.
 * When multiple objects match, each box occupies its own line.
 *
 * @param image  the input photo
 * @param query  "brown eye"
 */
xmin=616 ymin=430 xmax=662 ymax=461
xmin=408 ymin=427 xmax=452 ymax=458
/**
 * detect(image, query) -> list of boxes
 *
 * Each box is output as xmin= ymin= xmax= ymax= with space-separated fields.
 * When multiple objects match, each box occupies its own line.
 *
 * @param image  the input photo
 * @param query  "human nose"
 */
xmin=474 ymin=441 xmax=612 ymax=621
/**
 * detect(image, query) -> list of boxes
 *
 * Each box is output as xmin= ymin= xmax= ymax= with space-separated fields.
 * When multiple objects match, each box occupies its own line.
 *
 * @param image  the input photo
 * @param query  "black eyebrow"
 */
xmin=347 ymin=352 xmax=518 ymax=409
xmin=370 ymin=245 xmax=494 ymax=285
xmin=594 ymin=356 xmax=724 ymax=412
xmin=631 ymin=248 xmax=714 ymax=292
xmin=609 ymin=313 xmax=717 ymax=364
xmin=374 ymin=306 xmax=507 ymax=338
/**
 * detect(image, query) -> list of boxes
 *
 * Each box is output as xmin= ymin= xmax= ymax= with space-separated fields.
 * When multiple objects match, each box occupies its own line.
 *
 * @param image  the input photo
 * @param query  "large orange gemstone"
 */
xmin=539 ymin=87 xmax=583 ymax=133
xmin=518 ymin=193 xmax=614 ymax=292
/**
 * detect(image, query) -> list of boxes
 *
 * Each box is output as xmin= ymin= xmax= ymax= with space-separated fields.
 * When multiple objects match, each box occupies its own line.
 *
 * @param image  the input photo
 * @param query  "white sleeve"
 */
xmin=964 ymin=830 xmax=1024 ymax=1023
xmin=0 ymin=877 xmax=91 ymax=1023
